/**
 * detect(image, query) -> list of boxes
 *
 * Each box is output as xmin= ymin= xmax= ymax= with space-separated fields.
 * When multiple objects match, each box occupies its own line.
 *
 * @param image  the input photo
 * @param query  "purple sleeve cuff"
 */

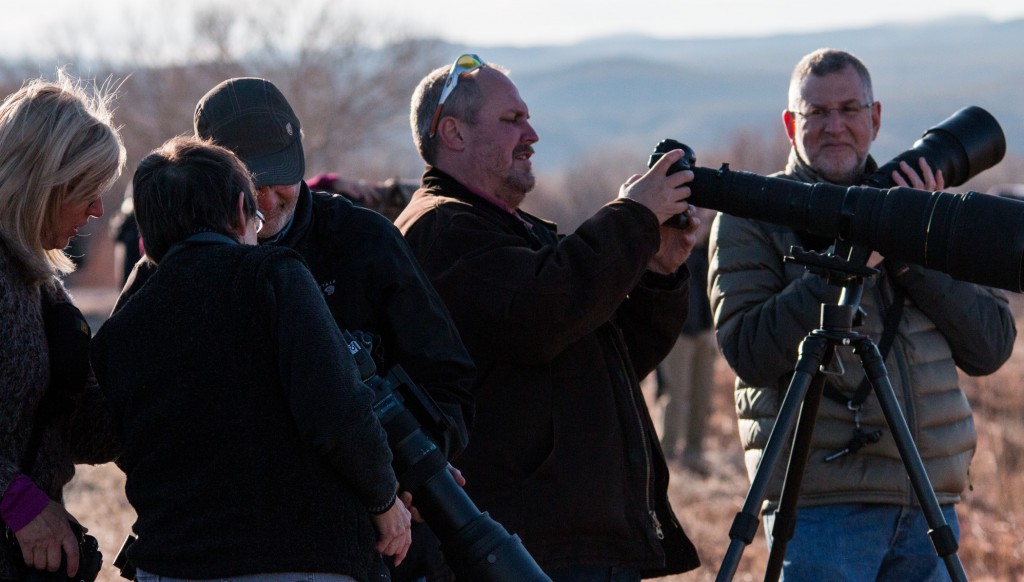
xmin=1 ymin=474 xmax=49 ymax=532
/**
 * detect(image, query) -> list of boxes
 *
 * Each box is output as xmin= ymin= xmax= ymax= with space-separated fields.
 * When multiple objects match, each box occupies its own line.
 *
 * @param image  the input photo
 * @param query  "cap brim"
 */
xmin=244 ymin=137 xmax=305 ymax=188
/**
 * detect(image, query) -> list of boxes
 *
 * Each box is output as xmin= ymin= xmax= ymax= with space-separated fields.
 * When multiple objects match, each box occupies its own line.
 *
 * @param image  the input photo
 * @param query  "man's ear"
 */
xmin=783 ymin=109 xmax=797 ymax=145
xmin=231 ymin=192 xmax=247 ymax=238
xmin=870 ymin=100 xmax=882 ymax=141
xmin=437 ymin=116 xmax=466 ymax=152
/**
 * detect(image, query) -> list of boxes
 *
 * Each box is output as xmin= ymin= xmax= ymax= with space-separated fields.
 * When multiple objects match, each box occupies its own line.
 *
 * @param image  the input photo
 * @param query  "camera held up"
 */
xmin=342 ymin=330 xmax=551 ymax=582
xmin=647 ymin=142 xmax=697 ymax=229
xmin=648 ymin=105 xmax=1024 ymax=291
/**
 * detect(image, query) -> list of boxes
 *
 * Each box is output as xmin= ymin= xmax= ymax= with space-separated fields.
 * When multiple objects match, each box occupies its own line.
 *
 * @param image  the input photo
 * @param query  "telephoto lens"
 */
xmin=648 ymin=106 xmax=1024 ymax=291
xmin=342 ymin=331 xmax=552 ymax=582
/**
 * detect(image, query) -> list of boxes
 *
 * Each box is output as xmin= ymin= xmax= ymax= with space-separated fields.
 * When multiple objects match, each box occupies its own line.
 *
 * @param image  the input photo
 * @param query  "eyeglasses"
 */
xmin=254 ymin=209 xmax=266 ymax=234
xmin=429 ymin=54 xmax=486 ymax=138
xmin=791 ymin=102 xmax=874 ymax=124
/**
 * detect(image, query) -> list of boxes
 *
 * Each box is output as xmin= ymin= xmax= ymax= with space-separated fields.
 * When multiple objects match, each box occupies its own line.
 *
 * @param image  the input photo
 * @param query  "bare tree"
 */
xmin=0 ymin=0 xmax=444 ymax=286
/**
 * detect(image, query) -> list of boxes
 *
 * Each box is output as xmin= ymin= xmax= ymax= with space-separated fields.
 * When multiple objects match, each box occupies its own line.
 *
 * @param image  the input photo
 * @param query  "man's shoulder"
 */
xmin=306 ymin=191 xmax=404 ymax=241
xmin=396 ymin=187 xmax=488 ymax=236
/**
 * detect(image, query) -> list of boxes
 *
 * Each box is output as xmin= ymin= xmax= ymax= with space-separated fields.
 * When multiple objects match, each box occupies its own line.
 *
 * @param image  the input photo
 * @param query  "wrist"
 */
xmin=0 ymin=474 xmax=49 ymax=531
xmin=368 ymin=491 xmax=397 ymax=515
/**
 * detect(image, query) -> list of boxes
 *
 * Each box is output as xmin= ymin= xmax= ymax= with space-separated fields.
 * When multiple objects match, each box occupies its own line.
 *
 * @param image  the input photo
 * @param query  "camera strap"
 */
xmin=823 ymin=284 xmax=906 ymax=408
xmin=822 ymin=284 xmax=905 ymax=462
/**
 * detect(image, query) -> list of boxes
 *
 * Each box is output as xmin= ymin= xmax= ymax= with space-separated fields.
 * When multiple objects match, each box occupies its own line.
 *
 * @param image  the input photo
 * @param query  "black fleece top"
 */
xmin=91 ymin=237 xmax=395 ymax=580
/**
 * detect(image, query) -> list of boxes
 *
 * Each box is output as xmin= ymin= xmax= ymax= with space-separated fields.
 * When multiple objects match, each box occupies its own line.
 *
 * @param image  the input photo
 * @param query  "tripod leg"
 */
xmin=854 ymin=338 xmax=967 ymax=582
xmin=716 ymin=334 xmax=829 ymax=582
xmin=763 ymin=357 xmax=832 ymax=582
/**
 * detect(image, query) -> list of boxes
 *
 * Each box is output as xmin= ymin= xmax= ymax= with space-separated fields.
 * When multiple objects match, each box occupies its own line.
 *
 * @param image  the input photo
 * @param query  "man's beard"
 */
xmin=500 ymin=145 xmax=536 ymax=206
xmin=811 ymin=153 xmax=867 ymax=185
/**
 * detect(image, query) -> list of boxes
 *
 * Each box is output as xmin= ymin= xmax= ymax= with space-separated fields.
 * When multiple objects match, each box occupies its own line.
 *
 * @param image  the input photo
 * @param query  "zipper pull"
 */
xmin=649 ymin=510 xmax=664 ymax=540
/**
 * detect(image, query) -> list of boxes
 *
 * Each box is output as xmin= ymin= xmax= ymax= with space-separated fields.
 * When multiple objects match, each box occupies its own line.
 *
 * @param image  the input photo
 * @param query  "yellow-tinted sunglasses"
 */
xmin=429 ymin=54 xmax=486 ymax=138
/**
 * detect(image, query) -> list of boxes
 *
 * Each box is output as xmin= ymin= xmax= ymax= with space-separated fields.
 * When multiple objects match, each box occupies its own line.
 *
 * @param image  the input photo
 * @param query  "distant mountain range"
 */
xmin=423 ymin=16 xmax=1024 ymax=179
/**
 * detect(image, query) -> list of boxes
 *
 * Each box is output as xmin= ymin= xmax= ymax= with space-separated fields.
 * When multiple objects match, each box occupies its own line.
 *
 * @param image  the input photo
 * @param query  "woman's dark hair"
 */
xmin=133 ymin=135 xmax=257 ymax=262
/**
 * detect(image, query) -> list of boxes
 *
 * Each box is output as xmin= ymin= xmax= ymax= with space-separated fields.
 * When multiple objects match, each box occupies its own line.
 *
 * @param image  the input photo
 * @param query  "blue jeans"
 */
xmin=763 ymin=503 xmax=960 ymax=582
xmin=545 ymin=565 xmax=640 ymax=582
xmin=135 ymin=571 xmax=357 ymax=582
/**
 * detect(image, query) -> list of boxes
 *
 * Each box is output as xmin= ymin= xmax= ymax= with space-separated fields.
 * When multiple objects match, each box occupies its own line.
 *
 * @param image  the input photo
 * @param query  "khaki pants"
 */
xmin=657 ymin=330 xmax=717 ymax=457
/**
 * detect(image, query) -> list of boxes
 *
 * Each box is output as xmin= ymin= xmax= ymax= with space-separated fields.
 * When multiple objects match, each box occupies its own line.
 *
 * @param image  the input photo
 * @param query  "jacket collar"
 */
xmin=421 ymin=166 xmax=558 ymax=246
xmin=162 ymin=232 xmax=240 ymax=263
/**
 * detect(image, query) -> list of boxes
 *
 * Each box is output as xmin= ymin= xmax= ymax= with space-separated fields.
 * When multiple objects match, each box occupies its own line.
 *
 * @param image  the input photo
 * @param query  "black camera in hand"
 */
xmin=647 ymin=141 xmax=697 ymax=229
xmin=342 ymin=330 xmax=550 ymax=582
xmin=7 ymin=521 xmax=102 ymax=582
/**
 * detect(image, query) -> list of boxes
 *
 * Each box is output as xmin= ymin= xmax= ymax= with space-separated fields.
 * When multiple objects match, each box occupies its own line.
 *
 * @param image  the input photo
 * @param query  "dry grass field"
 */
xmin=65 ymin=291 xmax=1024 ymax=582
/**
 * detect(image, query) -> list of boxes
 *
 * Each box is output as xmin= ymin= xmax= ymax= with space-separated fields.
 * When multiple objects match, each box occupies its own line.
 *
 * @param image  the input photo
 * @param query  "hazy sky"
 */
xmin=360 ymin=0 xmax=1024 ymax=45
xmin=2 ymin=0 xmax=1023 ymax=59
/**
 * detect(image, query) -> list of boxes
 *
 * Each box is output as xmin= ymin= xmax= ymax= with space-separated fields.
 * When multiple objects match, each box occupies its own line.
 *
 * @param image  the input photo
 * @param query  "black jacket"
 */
xmin=394 ymin=168 xmax=700 ymax=576
xmin=92 ymin=238 xmax=396 ymax=579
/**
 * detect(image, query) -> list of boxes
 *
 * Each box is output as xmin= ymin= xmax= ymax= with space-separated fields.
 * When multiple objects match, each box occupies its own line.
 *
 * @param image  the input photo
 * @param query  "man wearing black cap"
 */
xmin=117 ymin=77 xmax=474 ymax=465
xmin=200 ymin=76 xmax=476 ymax=450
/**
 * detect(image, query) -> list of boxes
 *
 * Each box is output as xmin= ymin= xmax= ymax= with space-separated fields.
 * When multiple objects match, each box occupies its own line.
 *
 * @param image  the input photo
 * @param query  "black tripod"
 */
xmin=715 ymin=245 xmax=966 ymax=582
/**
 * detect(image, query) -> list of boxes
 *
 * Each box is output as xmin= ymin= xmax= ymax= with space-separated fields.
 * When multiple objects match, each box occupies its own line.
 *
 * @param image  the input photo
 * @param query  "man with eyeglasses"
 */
xmin=394 ymin=55 xmax=702 ymax=581
xmin=709 ymin=48 xmax=1015 ymax=580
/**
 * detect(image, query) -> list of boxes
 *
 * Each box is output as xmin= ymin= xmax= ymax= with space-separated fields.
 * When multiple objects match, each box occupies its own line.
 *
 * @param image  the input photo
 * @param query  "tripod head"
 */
xmin=785 ymin=243 xmax=878 ymax=332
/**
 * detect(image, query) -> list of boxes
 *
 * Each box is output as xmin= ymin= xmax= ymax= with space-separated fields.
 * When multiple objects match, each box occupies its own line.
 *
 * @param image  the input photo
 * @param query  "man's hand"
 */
xmin=399 ymin=464 xmax=466 ymax=524
xmin=648 ymin=209 xmax=701 ymax=275
xmin=874 ymin=157 xmax=944 ymax=268
xmin=891 ymin=157 xmax=945 ymax=191
xmin=371 ymin=500 xmax=412 ymax=566
xmin=620 ymin=149 xmax=694 ymax=225
xmin=14 ymin=501 xmax=79 ymax=577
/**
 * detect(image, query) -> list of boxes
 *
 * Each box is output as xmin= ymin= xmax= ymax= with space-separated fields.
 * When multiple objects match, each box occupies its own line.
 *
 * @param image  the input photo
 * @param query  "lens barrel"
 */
xmin=866 ymin=106 xmax=1006 ymax=188
xmin=344 ymin=332 xmax=551 ymax=582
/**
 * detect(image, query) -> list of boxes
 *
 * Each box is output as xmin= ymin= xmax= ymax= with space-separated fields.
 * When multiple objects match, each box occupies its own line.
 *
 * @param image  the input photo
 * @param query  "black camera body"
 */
xmin=342 ymin=331 xmax=551 ymax=582
xmin=6 ymin=521 xmax=102 ymax=582
xmin=647 ymin=142 xmax=697 ymax=229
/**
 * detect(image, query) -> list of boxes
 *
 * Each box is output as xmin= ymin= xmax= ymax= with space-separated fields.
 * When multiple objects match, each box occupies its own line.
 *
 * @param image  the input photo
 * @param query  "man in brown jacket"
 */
xmin=394 ymin=54 xmax=703 ymax=581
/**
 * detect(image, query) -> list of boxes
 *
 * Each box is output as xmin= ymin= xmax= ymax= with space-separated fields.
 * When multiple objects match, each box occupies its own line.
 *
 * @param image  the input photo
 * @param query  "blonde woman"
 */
xmin=0 ymin=72 xmax=125 ymax=580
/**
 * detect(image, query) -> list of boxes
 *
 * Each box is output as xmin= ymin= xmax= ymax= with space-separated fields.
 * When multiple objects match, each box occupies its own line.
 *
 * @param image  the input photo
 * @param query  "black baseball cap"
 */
xmin=194 ymin=78 xmax=305 ymax=187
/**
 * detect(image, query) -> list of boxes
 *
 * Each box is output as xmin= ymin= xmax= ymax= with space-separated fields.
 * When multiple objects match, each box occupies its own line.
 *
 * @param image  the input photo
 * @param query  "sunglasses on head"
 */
xmin=429 ymin=54 xmax=486 ymax=138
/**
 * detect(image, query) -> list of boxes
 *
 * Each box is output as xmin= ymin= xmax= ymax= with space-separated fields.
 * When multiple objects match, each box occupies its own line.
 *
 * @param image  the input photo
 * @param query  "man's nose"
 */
xmin=523 ymin=121 xmax=539 ymax=144
xmin=823 ymin=109 xmax=845 ymax=132
xmin=256 ymin=186 xmax=276 ymax=209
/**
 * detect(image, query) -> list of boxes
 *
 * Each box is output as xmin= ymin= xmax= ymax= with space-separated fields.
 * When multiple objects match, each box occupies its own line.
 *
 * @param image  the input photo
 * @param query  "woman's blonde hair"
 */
xmin=0 ymin=70 xmax=126 ymax=285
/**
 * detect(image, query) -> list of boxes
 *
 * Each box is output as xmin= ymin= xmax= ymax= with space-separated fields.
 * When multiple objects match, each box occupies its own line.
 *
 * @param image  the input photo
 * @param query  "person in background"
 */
xmin=110 ymin=184 xmax=142 ymax=288
xmin=395 ymin=54 xmax=702 ymax=581
xmin=307 ymin=172 xmax=417 ymax=221
xmin=708 ymin=47 xmax=1016 ymax=580
xmin=0 ymin=72 xmax=125 ymax=580
xmin=656 ymin=207 xmax=717 ymax=477
xmin=91 ymin=136 xmax=410 ymax=581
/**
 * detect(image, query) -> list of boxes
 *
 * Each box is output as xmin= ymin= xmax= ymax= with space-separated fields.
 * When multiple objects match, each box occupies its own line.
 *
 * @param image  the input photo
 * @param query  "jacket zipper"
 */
xmin=607 ymin=324 xmax=663 ymax=540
